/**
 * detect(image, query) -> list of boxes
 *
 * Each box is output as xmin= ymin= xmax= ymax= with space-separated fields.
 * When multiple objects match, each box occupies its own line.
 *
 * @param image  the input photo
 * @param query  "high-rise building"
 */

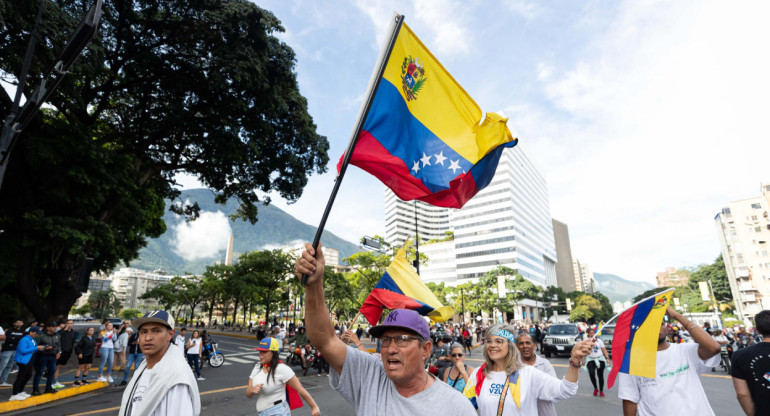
xmin=384 ymin=188 xmax=453 ymax=246
xmin=110 ymin=268 xmax=177 ymax=311
xmin=656 ymin=267 xmax=690 ymax=288
xmin=572 ymin=259 xmax=594 ymax=294
xmin=715 ymin=182 xmax=770 ymax=318
xmin=451 ymin=146 xmax=557 ymax=287
xmin=552 ymin=219 xmax=577 ymax=292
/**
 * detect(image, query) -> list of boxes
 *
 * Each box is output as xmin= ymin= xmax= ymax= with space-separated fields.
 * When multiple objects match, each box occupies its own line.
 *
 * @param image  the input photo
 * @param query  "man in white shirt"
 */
xmin=517 ymin=333 xmax=558 ymax=416
xmin=119 ymin=311 xmax=200 ymax=416
xmin=173 ymin=328 xmax=187 ymax=354
xmin=618 ymin=306 xmax=721 ymax=416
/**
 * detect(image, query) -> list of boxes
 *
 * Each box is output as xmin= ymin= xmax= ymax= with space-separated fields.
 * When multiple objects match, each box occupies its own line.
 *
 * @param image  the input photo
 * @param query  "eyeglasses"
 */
xmin=485 ymin=338 xmax=507 ymax=346
xmin=451 ymin=353 xmax=464 ymax=357
xmin=380 ymin=335 xmax=422 ymax=347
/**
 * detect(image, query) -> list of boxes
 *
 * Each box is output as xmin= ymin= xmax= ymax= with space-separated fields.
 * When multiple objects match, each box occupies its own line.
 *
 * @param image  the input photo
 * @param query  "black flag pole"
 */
xmin=301 ymin=13 xmax=405 ymax=285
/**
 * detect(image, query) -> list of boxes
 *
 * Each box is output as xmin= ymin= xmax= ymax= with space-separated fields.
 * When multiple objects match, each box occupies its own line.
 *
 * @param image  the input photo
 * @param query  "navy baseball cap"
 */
xmin=368 ymin=309 xmax=430 ymax=340
xmin=132 ymin=310 xmax=175 ymax=330
xmin=28 ymin=326 xmax=41 ymax=333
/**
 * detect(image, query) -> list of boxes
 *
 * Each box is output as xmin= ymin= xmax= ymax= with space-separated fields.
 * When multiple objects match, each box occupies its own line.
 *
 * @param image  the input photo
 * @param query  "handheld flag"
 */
xmin=337 ymin=22 xmax=517 ymax=209
xmin=606 ymin=289 xmax=674 ymax=388
xmin=359 ymin=248 xmax=453 ymax=325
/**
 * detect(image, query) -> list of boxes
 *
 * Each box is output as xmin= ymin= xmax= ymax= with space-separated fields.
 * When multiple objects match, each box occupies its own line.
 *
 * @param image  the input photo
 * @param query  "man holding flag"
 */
xmin=618 ymin=306 xmax=721 ymax=416
xmin=295 ymin=243 xmax=476 ymax=416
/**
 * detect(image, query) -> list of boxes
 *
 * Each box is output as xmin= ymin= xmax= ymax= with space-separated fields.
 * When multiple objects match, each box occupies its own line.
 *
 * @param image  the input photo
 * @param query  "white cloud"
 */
xmin=171 ymin=211 xmax=232 ymax=261
xmin=503 ymin=0 xmax=540 ymax=20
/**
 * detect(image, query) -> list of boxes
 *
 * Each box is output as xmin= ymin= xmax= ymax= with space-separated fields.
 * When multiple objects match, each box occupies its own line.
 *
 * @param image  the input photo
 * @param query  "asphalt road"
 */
xmin=1 ymin=334 xmax=744 ymax=415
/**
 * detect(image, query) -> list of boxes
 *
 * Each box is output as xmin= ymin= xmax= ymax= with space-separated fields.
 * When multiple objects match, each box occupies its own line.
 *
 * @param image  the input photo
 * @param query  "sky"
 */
xmin=178 ymin=0 xmax=770 ymax=285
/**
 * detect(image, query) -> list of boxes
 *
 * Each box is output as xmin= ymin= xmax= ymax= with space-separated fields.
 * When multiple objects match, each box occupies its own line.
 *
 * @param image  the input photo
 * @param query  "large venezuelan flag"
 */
xmin=606 ymin=289 xmax=674 ymax=388
xmin=360 ymin=248 xmax=453 ymax=325
xmin=337 ymin=23 xmax=518 ymax=209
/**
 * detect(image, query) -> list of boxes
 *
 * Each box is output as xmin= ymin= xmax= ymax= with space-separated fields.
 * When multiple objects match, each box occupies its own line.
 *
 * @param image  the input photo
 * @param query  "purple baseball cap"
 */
xmin=369 ymin=309 xmax=430 ymax=340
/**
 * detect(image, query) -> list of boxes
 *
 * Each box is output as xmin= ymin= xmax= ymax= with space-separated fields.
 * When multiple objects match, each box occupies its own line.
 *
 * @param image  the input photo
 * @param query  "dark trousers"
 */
xmin=187 ymin=354 xmax=200 ymax=377
xmin=12 ymin=362 xmax=34 ymax=395
xmin=586 ymin=360 xmax=606 ymax=391
xmin=33 ymin=355 xmax=57 ymax=391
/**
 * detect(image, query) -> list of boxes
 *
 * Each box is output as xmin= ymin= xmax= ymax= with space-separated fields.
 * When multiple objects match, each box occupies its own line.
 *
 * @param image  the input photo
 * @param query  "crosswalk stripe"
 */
xmin=227 ymin=356 xmax=255 ymax=364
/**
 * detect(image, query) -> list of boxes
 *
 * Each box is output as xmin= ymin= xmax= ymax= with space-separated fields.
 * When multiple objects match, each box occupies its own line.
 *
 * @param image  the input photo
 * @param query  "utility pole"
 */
xmin=413 ymin=201 xmax=420 ymax=275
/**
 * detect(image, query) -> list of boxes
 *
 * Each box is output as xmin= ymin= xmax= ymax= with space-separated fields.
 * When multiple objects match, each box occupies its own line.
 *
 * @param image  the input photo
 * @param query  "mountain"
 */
xmin=129 ymin=188 xmax=363 ymax=274
xmin=593 ymin=273 xmax=655 ymax=304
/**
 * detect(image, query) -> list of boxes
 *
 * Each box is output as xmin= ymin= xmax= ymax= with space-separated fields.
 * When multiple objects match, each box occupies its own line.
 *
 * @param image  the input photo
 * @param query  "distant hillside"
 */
xmin=129 ymin=188 xmax=362 ymax=275
xmin=593 ymin=273 xmax=655 ymax=303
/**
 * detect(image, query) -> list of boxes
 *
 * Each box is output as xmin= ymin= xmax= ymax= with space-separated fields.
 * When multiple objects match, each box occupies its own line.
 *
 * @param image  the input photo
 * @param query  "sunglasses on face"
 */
xmin=451 ymin=353 xmax=464 ymax=357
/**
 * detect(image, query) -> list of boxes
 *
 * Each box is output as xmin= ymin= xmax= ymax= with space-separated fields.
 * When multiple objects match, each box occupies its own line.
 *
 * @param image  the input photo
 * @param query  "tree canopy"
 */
xmin=0 ymin=0 xmax=328 ymax=321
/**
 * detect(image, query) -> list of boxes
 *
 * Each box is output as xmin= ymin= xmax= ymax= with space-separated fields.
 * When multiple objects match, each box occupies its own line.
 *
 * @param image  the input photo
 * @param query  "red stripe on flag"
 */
xmin=607 ymin=306 xmax=636 ymax=389
xmin=360 ymin=288 xmax=424 ymax=326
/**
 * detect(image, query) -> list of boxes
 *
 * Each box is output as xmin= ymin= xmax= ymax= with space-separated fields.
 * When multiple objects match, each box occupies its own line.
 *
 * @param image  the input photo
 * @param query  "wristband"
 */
xmin=685 ymin=322 xmax=695 ymax=331
xmin=569 ymin=358 xmax=582 ymax=368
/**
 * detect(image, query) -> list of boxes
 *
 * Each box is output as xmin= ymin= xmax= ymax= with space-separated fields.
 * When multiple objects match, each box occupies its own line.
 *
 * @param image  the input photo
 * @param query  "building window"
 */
xmin=752 ymin=215 xmax=759 ymax=221
xmin=751 ymin=203 xmax=762 ymax=209
xmin=756 ymin=227 xmax=762 ymax=232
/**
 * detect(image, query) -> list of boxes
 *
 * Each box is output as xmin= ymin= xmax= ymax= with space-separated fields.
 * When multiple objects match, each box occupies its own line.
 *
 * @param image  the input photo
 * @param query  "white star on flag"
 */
xmin=448 ymin=159 xmax=461 ymax=174
xmin=412 ymin=161 xmax=421 ymax=173
xmin=434 ymin=151 xmax=447 ymax=166
xmin=420 ymin=152 xmax=432 ymax=167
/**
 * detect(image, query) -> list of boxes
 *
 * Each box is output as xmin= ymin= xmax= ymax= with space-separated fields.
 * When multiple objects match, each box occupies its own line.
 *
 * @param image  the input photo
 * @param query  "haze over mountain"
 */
xmin=593 ymin=272 xmax=655 ymax=303
xmin=129 ymin=188 xmax=362 ymax=275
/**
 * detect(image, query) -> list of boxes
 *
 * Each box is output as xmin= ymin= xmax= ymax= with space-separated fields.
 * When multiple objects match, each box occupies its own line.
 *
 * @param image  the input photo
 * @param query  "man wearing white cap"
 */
xmin=119 ymin=310 xmax=200 ymax=416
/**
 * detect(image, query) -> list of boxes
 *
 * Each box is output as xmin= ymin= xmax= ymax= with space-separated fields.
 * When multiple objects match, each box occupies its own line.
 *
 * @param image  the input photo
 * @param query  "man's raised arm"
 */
xmin=295 ymin=242 xmax=348 ymax=374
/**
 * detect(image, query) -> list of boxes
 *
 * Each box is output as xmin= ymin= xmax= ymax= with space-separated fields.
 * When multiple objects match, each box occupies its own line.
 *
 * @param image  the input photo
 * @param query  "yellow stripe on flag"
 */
xmin=388 ymin=248 xmax=454 ymax=322
xmin=627 ymin=290 xmax=673 ymax=378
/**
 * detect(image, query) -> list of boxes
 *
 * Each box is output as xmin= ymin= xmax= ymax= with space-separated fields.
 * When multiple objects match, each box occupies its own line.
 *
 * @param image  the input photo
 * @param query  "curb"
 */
xmin=0 ymin=382 xmax=108 ymax=413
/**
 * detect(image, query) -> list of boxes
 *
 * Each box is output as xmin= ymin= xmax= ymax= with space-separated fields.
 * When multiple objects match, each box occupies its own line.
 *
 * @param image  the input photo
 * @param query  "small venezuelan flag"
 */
xmin=606 ymin=289 xmax=674 ymax=388
xmin=360 ymin=248 xmax=453 ymax=326
xmin=337 ymin=22 xmax=517 ymax=209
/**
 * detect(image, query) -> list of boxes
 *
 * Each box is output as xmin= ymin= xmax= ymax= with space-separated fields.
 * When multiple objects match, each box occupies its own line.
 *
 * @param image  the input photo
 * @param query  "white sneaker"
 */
xmin=0 ymin=382 xmax=11 ymax=387
xmin=96 ymin=376 xmax=106 ymax=382
xmin=19 ymin=392 xmax=30 ymax=398
xmin=9 ymin=370 xmax=18 ymax=374
xmin=107 ymin=376 xmax=114 ymax=383
xmin=8 ymin=394 xmax=20 ymax=401
xmin=53 ymin=382 xmax=65 ymax=389
xmin=196 ymin=377 xmax=206 ymax=381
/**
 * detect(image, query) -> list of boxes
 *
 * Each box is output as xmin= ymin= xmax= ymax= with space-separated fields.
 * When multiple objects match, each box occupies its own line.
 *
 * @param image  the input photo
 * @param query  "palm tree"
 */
xmin=88 ymin=289 xmax=121 ymax=320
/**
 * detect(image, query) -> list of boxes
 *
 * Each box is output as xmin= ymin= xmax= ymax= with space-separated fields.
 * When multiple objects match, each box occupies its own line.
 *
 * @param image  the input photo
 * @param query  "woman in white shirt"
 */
xmin=185 ymin=330 xmax=205 ymax=381
xmin=463 ymin=323 xmax=593 ymax=415
xmin=581 ymin=328 xmax=610 ymax=397
xmin=247 ymin=337 xmax=320 ymax=416
xmin=97 ymin=322 xmax=116 ymax=383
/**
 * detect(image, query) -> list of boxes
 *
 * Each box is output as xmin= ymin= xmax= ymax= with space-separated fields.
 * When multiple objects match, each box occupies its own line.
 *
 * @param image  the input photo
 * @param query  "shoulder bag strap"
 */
xmin=496 ymin=379 xmax=510 ymax=416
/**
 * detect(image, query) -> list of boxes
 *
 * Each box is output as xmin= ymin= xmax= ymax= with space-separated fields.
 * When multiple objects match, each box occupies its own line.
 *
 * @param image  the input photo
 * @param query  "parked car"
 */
xmin=542 ymin=323 xmax=581 ymax=357
xmin=597 ymin=325 xmax=615 ymax=357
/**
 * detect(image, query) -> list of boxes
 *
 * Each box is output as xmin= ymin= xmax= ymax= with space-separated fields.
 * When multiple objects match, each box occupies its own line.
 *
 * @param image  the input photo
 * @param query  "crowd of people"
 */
xmin=1 ymin=243 xmax=768 ymax=415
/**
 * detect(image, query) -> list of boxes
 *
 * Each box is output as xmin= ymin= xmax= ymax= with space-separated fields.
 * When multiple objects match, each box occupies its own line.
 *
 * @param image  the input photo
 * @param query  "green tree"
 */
xmin=119 ymin=308 xmax=142 ymax=320
xmin=200 ymin=264 xmax=231 ymax=325
xmin=325 ymin=267 xmax=355 ymax=318
xmin=234 ymin=249 xmax=295 ymax=325
xmin=88 ymin=289 xmax=121 ymax=320
xmin=140 ymin=284 xmax=178 ymax=311
xmin=0 ymin=0 xmax=328 ymax=321
xmin=687 ymin=255 xmax=731 ymax=301
xmin=569 ymin=294 xmax=603 ymax=322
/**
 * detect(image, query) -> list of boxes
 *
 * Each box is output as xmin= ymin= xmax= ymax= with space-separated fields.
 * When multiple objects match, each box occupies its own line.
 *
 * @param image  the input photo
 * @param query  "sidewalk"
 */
xmin=0 ymin=381 xmax=108 ymax=413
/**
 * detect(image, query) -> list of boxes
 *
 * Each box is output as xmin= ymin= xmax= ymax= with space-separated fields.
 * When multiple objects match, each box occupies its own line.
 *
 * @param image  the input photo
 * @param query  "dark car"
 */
xmin=597 ymin=325 xmax=615 ymax=357
xmin=542 ymin=323 xmax=581 ymax=357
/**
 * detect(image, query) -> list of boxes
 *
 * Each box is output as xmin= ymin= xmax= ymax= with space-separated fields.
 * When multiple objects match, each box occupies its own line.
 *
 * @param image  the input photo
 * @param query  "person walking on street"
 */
xmin=121 ymin=328 xmax=143 ymax=386
xmin=442 ymin=343 xmax=474 ymax=393
xmin=247 ymin=337 xmax=321 ymax=415
xmin=33 ymin=322 xmax=61 ymax=395
xmin=119 ymin=310 xmax=200 ymax=416
xmin=516 ymin=333 xmax=558 ymax=416
xmin=73 ymin=327 xmax=96 ymax=386
xmin=731 ymin=309 xmax=769 ymax=416
xmin=174 ymin=328 xmax=187 ymax=354
xmin=0 ymin=319 xmax=24 ymax=387
xmin=115 ymin=323 xmax=129 ymax=374
xmin=8 ymin=326 xmax=45 ymax=401
xmin=463 ymin=324 xmax=592 ymax=415
xmin=581 ymin=328 xmax=610 ymax=397
xmin=462 ymin=326 xmax=472 ymax=356
xmin=97 ymin=321 xmax=116 ymax=383
xmin=618 ymin=306 xmax=721 ymax=416
xmin=185 ymin=330 xmax=205 ymax=381
xmin=295 ymin=243 xmax=477 ymax=415
xmin=53 ymin=319 xmax=76 ymax=389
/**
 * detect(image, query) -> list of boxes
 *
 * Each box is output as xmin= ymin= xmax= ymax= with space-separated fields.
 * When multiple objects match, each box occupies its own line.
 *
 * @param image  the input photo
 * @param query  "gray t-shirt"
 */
xmin=330 ymin=346 xmax=476 ymax=416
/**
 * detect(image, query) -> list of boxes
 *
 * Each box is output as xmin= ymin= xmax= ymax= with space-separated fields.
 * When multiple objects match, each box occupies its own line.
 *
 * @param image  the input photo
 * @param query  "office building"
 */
xmin=715 ymin=182 xmax=770 ymax=318
xmin=111 ymin=267 xmax=176 ymax=311
xmin=573 ymin=259 xmax=594 ymax=294
xmin=384 ymin=188 xmax=452 ymax=246
xmin=552 ymin=219 xmax=577 ymax=292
